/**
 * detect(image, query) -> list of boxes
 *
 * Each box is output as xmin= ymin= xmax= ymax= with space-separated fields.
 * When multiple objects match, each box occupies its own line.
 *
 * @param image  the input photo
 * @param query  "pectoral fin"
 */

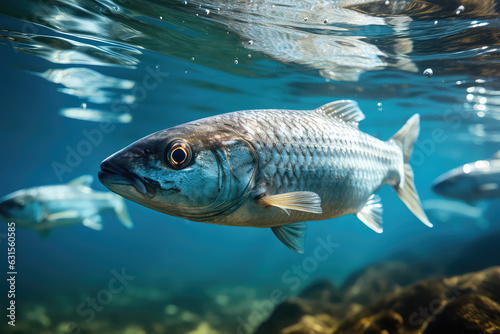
xmin=356 ymin=194 xmax=383 ymax=233
xmin=271 ymin=222 xmax=307 ymax=253
xmin=258 ymin=191 xmax=322 ymax=215
xmin=82 ymin=215 xmax=103 ymax=231
xmin=45 ymin=210 xmax=80 ymax=222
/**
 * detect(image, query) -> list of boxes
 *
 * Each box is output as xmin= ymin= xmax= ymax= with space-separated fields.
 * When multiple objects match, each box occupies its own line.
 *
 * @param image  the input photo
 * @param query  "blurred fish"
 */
xmin=423 ymin=199 xmax=489 ymax=230
xmin=99 ymin=100 xmax=431 ymax=253
xmin=59 ymin=108 xmax=132 ymax=123
xmin=432 ymin=151 xmax=500 ymax=204
xmin=0 ymin=175 xmax=133 ymax=236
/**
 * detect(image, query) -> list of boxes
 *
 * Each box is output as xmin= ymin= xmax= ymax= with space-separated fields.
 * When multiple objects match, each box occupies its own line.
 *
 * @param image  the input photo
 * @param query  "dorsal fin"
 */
xmin=68 ymin=175 xmax=93 ymax=187
xmin=315 ymin=100 xmax=365 ymax=127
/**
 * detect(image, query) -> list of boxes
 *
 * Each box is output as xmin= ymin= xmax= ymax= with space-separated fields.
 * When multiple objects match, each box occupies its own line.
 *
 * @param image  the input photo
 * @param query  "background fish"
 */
xmin=423 ymin=198 xmax=489 ymax=230
xmin=99 ymin=100 xmax=431 ymax=252
xmin=432 ymin=151 xmax=500 ymax=204
xmin=0 ymin=175 xmax=133 ymax=236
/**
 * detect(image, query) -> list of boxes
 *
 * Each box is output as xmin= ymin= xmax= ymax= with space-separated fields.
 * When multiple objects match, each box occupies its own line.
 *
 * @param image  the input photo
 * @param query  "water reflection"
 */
xmin=35 ymin=68 xmax=136 ymax=104
xmin=1 ymin=0 xmax=500 ymax=142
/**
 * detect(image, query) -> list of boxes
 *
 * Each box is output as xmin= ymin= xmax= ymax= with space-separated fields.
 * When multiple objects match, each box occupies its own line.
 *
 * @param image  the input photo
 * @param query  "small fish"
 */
xmin=432 ymin=151 xmax=500 ymax=204
xmin=99 ymin=100 xmax=431 ymax=252
xmin=0 ymin=175 xmax=133 ymax=236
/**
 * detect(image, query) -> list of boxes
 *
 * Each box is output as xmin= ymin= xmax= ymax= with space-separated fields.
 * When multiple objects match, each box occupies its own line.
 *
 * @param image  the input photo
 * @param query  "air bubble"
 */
xmin=234 ymin=59 xmax=238 ymax=64
xmin=183 ymin=0 xmax=187 ymax=4
xmin=456 ymin=5 xmax=464 ymax=15
xmin=159 ymin=16 xmax=163 ymax=19
xmin=377 ymin=102 xmax=383 ymax=111
xmin=423 ymin=68 xmax=433 ymax=78
xmin=384 ymin=0 xmax=389 ymax=4
xmin=191 ymin=57 xmax=195 ymax=60
xmin=205 ymin=9 xmax=210 ymax=15
xmin=81 ymin=103 xmax=87 ymax=110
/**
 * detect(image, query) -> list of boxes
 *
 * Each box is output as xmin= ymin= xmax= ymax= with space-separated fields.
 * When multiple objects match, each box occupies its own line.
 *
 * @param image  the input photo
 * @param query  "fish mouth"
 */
xmin=98 ymin=161 xmax=158 ymax=198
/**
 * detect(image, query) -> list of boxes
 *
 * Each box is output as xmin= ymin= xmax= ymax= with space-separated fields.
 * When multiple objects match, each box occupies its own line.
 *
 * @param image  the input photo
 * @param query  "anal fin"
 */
xmin=82 ymin=215 xmax=103 ymax=231
xmin=356 ymin=194 xmax=383 ymax=233
xmin=271 ymin=222 xmax=307 ymax=253
xmin=258 ymin=191 xmax=322 ymax=215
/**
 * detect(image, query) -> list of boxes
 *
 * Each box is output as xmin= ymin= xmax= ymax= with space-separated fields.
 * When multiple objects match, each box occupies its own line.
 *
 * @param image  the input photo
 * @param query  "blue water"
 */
xmin=1 ymin=0 xmax=500 ymax=333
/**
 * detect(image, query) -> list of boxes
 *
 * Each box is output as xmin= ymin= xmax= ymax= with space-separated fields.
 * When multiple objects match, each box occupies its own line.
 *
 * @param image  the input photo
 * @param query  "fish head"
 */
xmin=0 ymin=189 xmax=41 ymax=224
xmin=432 ymin=166 xmax=475 ymax=200
xmin=98 ymin=121 xmax=258 ymax=222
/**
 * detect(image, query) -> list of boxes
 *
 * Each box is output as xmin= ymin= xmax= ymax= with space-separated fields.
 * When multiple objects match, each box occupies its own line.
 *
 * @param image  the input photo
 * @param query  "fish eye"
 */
xmin=165 ymin=140 xmax=193 ymax=170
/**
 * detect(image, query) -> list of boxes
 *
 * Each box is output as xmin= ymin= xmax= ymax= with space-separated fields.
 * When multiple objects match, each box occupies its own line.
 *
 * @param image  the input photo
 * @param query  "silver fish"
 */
xmin=99 ymin=100 xmax=431 ymax=252
xmin=432 ymin=151 xmax=500 ymax=204
xmin=0 ymin=175 xmax=133 ymax=236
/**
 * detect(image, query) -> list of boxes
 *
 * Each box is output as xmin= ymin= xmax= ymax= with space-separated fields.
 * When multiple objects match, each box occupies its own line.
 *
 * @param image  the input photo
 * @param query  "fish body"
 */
xmin=432 ymin=152 xmax=500 ymax=203
xmin=0 ymin=175 xmax=133 ymax=234
xmin=99 ymin=100 xmax=430 ymax=252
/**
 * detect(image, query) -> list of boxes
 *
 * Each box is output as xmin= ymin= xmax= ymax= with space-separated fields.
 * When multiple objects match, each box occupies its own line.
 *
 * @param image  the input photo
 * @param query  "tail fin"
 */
xmin=113 ymin=196 xmax=134 ymax=229
xmin=391 ymin=114 xmax=433 ymax=228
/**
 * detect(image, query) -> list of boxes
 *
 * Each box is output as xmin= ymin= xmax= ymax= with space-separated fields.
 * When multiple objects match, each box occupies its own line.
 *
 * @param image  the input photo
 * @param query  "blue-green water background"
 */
xmin=1 ymin=0 xmax=500 ymax=332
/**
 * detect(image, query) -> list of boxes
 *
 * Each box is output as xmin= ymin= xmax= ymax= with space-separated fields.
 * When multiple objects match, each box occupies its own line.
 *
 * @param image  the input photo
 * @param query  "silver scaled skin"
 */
xmin=99 ymin=100 xmax=431 ymax=252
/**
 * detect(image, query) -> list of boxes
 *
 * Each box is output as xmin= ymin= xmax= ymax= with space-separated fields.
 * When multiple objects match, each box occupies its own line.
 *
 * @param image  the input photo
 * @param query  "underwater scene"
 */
xmin=1 ymin=0 xmax=500 ymax=333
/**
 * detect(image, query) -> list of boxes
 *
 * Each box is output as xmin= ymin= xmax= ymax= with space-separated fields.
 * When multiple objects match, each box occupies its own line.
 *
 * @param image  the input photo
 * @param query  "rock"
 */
xmin=299 ymin=280 xmax=341 ymax=303
xmin=340 ymin=261 xmax=435 ymax=305
xmin=280 ymin=314 xmax=337 ymax=334
xmin=255 ymin=266 xmax=500 ymax=334
xmin=334 ymin=266 xmax=500 ymax=334
xmin=422 ymin=294 xmax=500 ymax=334
xmin=186 ymin=321 xmax=220 ymax=334
xmin=254 ymin=294 xmax=361 ymax=333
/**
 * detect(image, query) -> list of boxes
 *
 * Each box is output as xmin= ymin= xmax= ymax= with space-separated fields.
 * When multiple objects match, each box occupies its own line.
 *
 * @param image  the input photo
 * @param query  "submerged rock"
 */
xmin=255 ymin=266 xmax=500 ymax=334
xmin=423 ymin=294 xmax=500 ymax=334
xmin=299 ymin=280 xmax=341 ymax=303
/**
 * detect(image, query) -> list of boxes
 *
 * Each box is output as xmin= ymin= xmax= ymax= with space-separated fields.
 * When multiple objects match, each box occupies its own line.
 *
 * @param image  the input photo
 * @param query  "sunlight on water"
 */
xmin=1 ymin=0 xmax=500 ymax=333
